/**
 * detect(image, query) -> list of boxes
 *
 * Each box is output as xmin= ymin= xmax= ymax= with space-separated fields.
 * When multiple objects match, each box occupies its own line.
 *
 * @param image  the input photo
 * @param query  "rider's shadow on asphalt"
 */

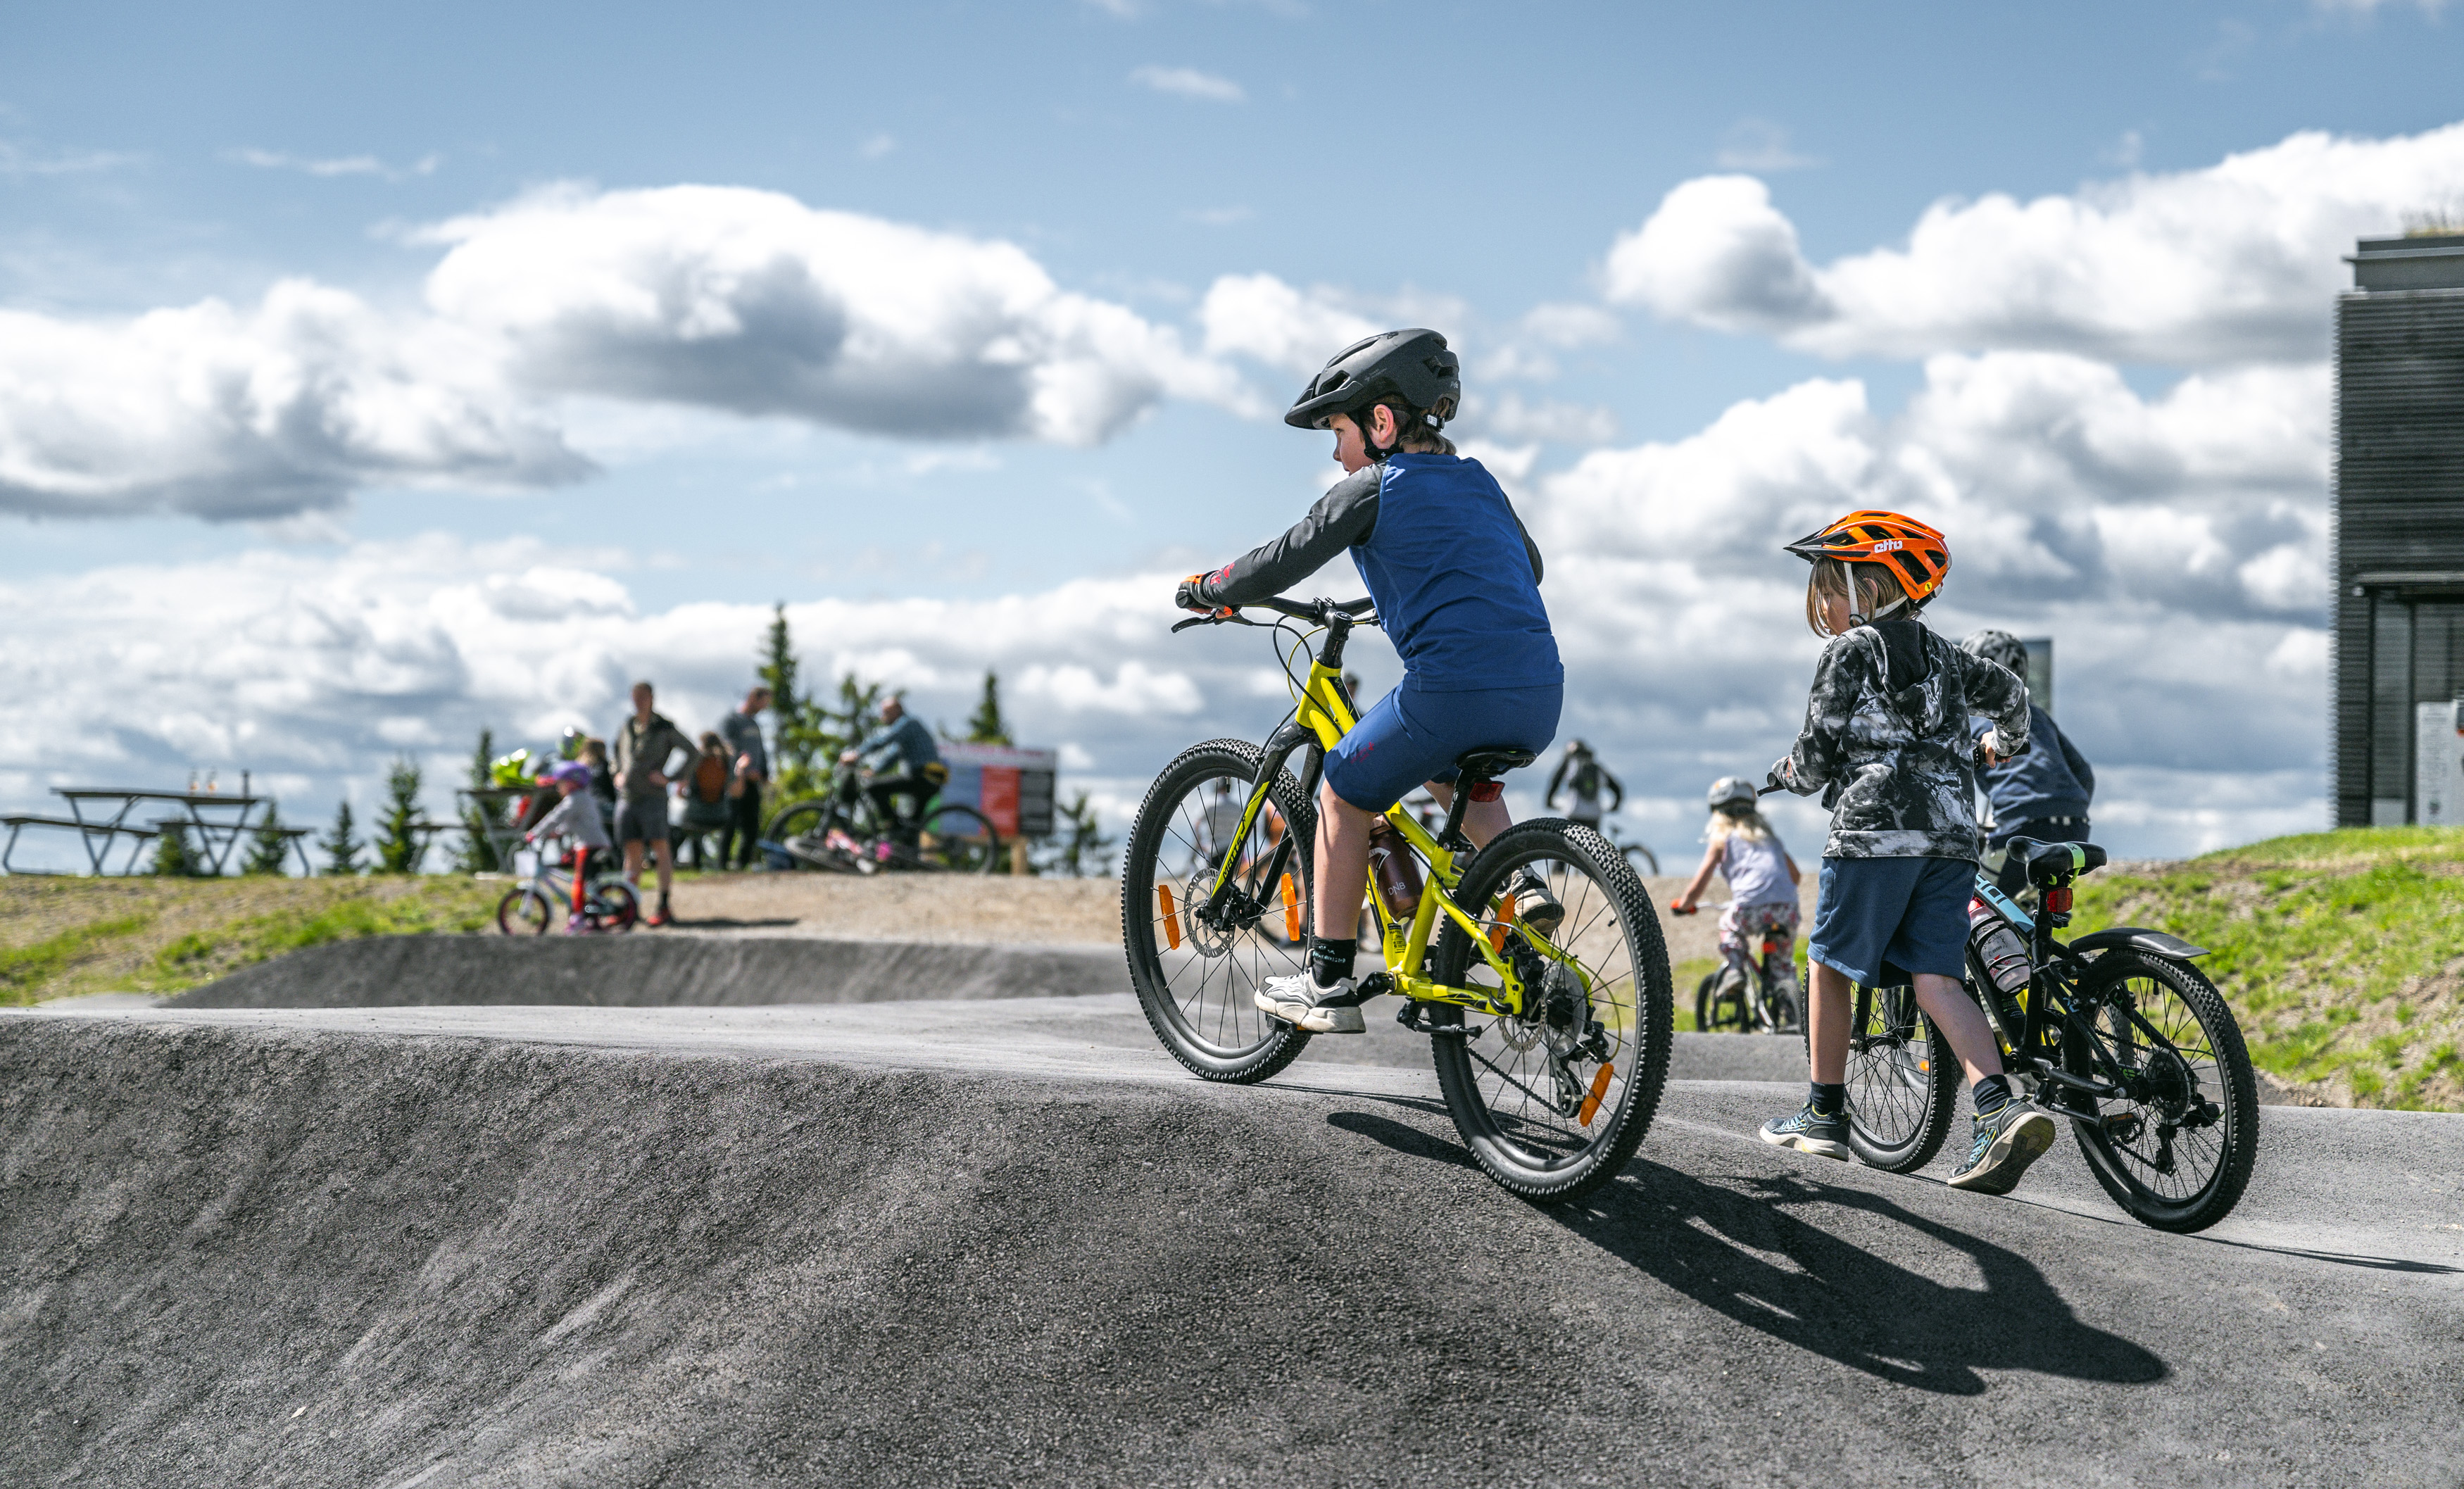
xmin=1327 ymin=1110 xmax=2166 ymax=1397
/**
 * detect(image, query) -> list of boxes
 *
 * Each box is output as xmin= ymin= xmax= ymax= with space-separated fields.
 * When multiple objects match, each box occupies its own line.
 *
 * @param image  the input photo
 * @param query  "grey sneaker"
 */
xmin=1948 ymin=1101 xmax=2058 ymax=1194
xmin=1510 ymin=869 xmax=1565 ymax=937
xmin=1759 ymin=1103 xmax=1851 ymax=1161
xmin=1255 ymin=971 xmax=1366 ymax=1033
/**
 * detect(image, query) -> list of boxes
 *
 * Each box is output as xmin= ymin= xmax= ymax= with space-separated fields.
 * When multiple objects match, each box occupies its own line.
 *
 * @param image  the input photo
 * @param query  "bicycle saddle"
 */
xmin=1453 ymin=746 xmax=1538 ymax=780
xmin=2004 ymin=837 xmax=2108 ymax=884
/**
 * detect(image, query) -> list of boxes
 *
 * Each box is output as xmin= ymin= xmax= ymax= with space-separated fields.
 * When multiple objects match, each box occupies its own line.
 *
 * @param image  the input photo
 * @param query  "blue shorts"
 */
xmin=1323 ymin=676 xmax=1561 ymax=813
xmin=1809 ymin=856 xmax=1974 ymax=986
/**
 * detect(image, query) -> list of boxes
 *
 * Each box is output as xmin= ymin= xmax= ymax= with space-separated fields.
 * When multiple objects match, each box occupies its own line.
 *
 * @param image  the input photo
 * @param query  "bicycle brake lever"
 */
xmin=1170 ymin=615 xmax=1214 ymax=633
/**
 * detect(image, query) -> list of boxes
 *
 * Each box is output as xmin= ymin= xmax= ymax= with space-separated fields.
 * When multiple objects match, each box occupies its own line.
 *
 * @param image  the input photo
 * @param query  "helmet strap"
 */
xmin=1849 ymin=591 xmax=1913 ymax=627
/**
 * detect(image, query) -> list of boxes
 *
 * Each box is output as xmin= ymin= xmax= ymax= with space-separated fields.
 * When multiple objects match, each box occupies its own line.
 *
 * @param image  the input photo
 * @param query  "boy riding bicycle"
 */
xmin=1176 ymin=328 xmax=1563 ymax=1034
xmin=1762 ymin=511 xmax=2058 ymax=1195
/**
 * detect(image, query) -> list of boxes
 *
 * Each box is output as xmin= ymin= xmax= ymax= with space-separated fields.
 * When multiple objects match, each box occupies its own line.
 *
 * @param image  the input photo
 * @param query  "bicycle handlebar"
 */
xmin=1172 ymin=594 xmax=1376 ymax=632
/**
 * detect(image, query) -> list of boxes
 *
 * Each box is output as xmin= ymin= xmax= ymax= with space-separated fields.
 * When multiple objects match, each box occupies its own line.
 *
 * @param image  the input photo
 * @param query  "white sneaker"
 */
xmin=1254 ymin=971 xmax=1366 ymax=1033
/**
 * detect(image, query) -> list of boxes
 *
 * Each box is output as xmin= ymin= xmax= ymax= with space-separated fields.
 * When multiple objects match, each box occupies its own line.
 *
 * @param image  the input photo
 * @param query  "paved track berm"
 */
xmin=3 ymin=935 xmax=2457 ymax=1487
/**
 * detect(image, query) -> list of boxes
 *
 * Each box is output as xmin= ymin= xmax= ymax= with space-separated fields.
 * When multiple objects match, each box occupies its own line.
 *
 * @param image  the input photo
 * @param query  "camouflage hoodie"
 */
xmin=1778 ymin=620 xmax=2030 ymax=861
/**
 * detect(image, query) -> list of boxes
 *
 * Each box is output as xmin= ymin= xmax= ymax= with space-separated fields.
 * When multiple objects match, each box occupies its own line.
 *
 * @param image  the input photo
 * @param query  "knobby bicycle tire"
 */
xmin=1427 ymin=819 xmax=1673 ymax=1202
xmin=1121 ymin=740 xmax=1318 ymax=1083
xmin=2068 ymin=950 xmax=2258 ymax=1233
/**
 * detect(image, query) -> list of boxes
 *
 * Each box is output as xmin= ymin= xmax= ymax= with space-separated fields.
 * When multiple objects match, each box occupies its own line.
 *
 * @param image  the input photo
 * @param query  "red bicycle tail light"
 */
xmin=2044 ymin=887 xmax=2073 ymax=912
xmin=1467 ymin=781 xmax=1504 ymax=802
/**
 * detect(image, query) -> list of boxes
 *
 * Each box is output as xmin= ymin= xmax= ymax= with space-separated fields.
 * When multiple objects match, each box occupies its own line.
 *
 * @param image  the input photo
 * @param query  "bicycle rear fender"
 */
xmin=2064 ymin=926 xmax=2210 ymax=960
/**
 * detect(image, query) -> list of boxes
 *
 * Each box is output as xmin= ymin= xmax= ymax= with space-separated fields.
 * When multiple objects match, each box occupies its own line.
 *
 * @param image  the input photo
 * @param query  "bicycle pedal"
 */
xmin=1355 ymin=972 xmax=1395 ymax=1000
xmin=1395 ymin=1002 xmax=1481 ymax=1039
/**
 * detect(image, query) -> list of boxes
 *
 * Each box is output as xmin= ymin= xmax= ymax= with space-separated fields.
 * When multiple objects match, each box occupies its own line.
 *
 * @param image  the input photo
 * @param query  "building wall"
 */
xmin=2333 ymin=288 xmax=2464 ymax=826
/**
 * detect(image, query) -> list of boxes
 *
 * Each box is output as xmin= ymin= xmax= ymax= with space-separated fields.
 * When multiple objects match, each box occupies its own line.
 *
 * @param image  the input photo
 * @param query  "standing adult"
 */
xmin=1545 ymin=739 xmax=1625 ymax=831
xmin=717 ymin=685 xmax=771 ymax=870
xmin=610 ymin=680 xmax=699 ymax=926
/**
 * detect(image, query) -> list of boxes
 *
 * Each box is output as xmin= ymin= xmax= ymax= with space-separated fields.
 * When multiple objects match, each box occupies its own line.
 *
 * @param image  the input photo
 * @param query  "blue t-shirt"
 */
xmin=1350 ymin=454 xmax=1561 ymax=691
xmin=860 ymin=715 xmax=942 ymax=774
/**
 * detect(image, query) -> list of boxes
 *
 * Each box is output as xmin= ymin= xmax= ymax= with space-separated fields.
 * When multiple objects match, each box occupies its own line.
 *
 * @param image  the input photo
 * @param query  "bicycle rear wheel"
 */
xmin=1840 ymin=983 xmax=1958 ymax=1172
xmin=1427 ymin=820 xmax=1673 ymax=1202
xmin=2068 ymin=951 xmax=2258 ymax=1233
xmin=1121 ymin=741 xmax=1316 ymax=1083
xmin=589 ymin=879 xmax=640 ymax=932
xmin=916 ymin=803 xmax=1002 ymax=874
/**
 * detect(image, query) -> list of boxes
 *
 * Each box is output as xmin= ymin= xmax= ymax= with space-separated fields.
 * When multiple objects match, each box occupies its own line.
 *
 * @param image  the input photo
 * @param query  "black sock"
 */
xmin=1309 ymin=936 xmax=1356 ymax=987
xmin=1973 ymin=1074 xmax=2013 ymax=1114
xmin=1808 ymin=1082 xmax=1845 ymax=1118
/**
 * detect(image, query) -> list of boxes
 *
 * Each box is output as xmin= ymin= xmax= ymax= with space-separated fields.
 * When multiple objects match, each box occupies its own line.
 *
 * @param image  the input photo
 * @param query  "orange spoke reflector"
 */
xmin=1280 ymin=873 xmax=1301 ymax=941
xmin=1578 ymin=1062 xmax=1616 ymax=1127
xmin=1489 ymin=900 xmax=1516 ymax=953
xmin=1158 ymin=884 xmax=1181 ymax=950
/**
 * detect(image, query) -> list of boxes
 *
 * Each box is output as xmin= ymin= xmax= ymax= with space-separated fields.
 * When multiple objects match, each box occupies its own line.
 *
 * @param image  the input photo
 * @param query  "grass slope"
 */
xmin=0 ymin=876 xmax=499 ymax=1007
xmin=2074 ymin=827 xmax=2464 ymax=1112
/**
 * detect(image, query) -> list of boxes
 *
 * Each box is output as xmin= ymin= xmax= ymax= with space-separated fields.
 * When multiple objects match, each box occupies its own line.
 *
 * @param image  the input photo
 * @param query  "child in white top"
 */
xmin=524 ymin=762 xmax=610 ymax=931
xmin=1671 ymin=777 xmax=1802 ymax=957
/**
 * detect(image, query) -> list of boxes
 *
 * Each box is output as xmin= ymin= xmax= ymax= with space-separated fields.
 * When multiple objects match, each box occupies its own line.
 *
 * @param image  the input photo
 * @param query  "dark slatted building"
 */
xmin=2333 ymin=233 xmax=2464 ymax=827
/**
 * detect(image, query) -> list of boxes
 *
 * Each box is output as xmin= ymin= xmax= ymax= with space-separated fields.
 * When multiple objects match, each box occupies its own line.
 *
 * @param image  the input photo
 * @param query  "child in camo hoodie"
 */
xmin=1761 ymin=510 xmax=2056 ymax=1196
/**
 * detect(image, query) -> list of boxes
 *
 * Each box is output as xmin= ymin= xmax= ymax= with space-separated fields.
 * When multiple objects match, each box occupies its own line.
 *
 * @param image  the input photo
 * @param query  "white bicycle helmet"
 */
xmin=1707 ymin=776 xmax=1757 ymax=811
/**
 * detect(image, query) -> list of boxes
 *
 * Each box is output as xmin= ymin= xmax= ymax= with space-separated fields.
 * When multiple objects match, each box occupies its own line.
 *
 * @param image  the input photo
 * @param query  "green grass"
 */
xmin=2071 ymin=826 xmax=2464 ymax=1110
xmin=1 ymin=876 xmax=503 ymax=1007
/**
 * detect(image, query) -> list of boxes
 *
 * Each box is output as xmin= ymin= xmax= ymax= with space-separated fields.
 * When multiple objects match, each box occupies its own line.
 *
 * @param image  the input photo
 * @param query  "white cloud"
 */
xmin=1714 ymin=118 xmax=1821 ymax=172
xmin=1129 ymin=65 xmax=1245 ymax=103
xmin=1199 ymin=272 xmax=1380 ymax=375
xmin=0 ymin=279 xmax=589 ymax=519
xmin=230 ymin=148 xmax=440 ymax=180
xmin=1605 ymin=121 xmax=2464 ymax=364
xmin=857 ymin=134 xmax=896 ymax=161
xmin=0 ymin=141 xmax=142 ymax=177
xmin=424 ymin=184 xmax=1255 ymax=446
xmin=1469 ymin=392 xmax=1619 ymax=446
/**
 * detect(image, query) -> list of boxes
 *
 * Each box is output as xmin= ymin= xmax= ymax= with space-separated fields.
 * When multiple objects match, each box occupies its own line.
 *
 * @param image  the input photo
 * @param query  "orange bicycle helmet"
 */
xmin=1783 ymin=510 xmax=1951 ymax=608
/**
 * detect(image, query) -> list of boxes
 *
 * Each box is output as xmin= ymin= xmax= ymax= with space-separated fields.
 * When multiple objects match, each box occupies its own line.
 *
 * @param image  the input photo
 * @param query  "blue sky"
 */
xmin=4 ymin=0 xmax=2460 ymax=867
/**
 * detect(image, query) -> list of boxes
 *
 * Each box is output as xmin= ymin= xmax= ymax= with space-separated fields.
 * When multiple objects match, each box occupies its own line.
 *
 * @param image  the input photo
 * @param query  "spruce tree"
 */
xmin=320 ymin=799 xmax=365 ymax=877
xmin=966 ymin=670 xmax=1013 ymax=745
xmin=243 ymin=800 xmax=292 ymax=876
xmin=453 ymin=727 xmax=499 ymax=873
xmin=374 ymin=757 xmax=427 ymax=874
xmin=1036 ymin=793 xmax=1116 ymax=879
xmin=151 ymin=819 xmax=199 ymax=877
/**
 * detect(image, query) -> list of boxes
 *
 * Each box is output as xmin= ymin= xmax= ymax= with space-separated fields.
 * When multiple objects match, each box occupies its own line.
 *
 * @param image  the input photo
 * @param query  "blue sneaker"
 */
xmin=1759 ymin=1103 xmax=1850 ymax=1162
xmin=1948 ymin=1102 xmax=2058 ymax=1194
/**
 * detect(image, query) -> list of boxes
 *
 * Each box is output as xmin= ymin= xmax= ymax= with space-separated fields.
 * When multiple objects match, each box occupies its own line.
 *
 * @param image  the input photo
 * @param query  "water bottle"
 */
xmin=1967 ymin=898 xmax=2030 ymax=1036
xmin=1367 ymin=818 xmax=1423 ymax=919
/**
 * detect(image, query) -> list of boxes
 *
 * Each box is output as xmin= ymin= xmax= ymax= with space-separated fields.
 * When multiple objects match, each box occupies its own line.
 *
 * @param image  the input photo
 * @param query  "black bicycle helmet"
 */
xmin=1960 ymin=628 xmax=2030 ymax=677
xmin=1283 ymin=328 xmax=1462 ymax=433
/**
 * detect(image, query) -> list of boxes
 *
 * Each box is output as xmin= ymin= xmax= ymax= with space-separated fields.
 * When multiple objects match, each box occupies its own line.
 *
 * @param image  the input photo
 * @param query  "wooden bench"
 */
xmin=2 ymin=815 xmax=157 ymax=875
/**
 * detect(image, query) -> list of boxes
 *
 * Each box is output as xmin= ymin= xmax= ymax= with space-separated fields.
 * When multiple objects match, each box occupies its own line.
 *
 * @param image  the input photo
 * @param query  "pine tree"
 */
xmin=243 ymin=800 xmax=292 ymax=876
xmin=1036 ymin=793 xmax=1116 ymax=879
xmin=374 ymin=757 xmax=427 ymax=874
xmin=151 ymin=819 xmax=199 ymax=877
xmin=453 ymin=727 xmax=499 ymax=873
xmin=320 ymin=799 xmax=365 ymax=877
xmin=967 ymin=670 xmax=1013 ymax=746
xmin=759 ymin=605 xmax=831 ymax=802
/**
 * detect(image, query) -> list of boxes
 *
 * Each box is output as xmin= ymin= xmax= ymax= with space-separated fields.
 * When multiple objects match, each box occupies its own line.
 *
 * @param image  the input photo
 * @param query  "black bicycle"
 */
xmin=1835 ymin=838 xmax=2258 ymax=1233
xmin=763 ymin=765 xmax=1001 ymax=874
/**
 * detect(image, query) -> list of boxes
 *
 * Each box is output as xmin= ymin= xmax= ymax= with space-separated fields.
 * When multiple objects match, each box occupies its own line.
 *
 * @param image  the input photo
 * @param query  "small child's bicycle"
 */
xmin=496 ymin=843 xmax=641 ymax=935
xmin=1832 ymin=839 xmax=2258 ymax=1232
xmin=1671 ymin=901 xmax=1802 ymax=1033
xmin=1122 ymin=594 xmax=1674 ymax=1202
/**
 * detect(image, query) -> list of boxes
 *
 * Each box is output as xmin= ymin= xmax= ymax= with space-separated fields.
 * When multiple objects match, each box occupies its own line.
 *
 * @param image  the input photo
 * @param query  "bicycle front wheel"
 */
xmin=1840 ymin=983 xmax=1958 ymax=1173
xmin=2068 ymin=951 xmax=2258 ymax=1233
xmin=1120 ymin=740 xmax=1316 ymax=1083
xmin=497 ymin=886 xmax=554 ymax=935
xmin=1428 ymin=819 xmax=1673 ymax=1202
xmin=917 ymin=803 xmax=1002 ymax=874
xmin=765 ymin=798 xmax=857 ymax=872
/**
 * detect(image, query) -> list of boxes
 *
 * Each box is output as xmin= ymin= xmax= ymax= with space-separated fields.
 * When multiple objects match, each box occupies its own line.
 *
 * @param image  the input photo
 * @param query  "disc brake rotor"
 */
xmin=1180 ymin=872 xmax=1239 ymax=958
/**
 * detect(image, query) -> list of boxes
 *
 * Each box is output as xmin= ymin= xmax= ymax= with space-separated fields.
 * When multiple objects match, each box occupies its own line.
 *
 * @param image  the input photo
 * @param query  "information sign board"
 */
xmin=938 ymin=744 xmax=1060 ymax=838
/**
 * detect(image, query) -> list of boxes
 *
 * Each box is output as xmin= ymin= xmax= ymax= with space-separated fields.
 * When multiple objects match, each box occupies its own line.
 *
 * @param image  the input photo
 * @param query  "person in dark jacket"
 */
xmin=1176 ymin=329 xmax=1563 ymax=1035
xmin=1960 ymin=630 xmax=2094 ymax=894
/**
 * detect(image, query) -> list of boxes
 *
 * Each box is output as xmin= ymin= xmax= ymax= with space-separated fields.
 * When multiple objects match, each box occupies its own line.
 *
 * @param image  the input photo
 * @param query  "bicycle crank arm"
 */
xmin=1395 ymin=1001 xmax=1483 ymax=1038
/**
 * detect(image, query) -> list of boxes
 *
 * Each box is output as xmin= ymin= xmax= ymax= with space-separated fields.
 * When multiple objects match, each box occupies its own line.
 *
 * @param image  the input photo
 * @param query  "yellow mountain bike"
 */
xmin=1121 ymin=594 xmax=1673 ymax=1201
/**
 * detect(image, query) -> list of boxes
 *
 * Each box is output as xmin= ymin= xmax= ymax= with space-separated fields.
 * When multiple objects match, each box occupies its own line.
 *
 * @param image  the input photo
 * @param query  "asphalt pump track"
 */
xmin=3 ymin=934 xmax=2458 ymax=1487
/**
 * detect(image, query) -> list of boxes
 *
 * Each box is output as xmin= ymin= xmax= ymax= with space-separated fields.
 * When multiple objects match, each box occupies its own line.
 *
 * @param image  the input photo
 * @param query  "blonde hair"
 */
xmin=1706 ymin=802 xmax=1774 ymax=848
xmin=1804 ymin=557 xmax=1911 ymax=639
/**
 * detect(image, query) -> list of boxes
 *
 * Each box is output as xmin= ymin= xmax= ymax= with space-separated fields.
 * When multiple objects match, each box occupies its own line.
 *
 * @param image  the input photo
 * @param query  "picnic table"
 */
xmin=40 ymin=787 xmax=275 ymax=877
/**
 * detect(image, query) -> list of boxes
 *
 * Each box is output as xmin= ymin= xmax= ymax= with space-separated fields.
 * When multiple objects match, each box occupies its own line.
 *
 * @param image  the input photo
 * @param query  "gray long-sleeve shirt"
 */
xmin=1780 ymin=620 xmax=2031 ymax=861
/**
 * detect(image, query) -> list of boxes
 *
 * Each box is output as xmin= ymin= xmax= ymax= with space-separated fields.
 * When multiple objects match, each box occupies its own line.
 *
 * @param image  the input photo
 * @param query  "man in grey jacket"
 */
xmin=716 ymin=686 xmax=771 ymax=870
xmin=611 ymin=680 xmax=699 ymax=925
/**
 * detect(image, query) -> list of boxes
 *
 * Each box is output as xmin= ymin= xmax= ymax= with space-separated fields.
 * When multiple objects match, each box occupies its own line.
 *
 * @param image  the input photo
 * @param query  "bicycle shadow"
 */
xmin=1328 ymin=1110 xmax=2167 ymax=1396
